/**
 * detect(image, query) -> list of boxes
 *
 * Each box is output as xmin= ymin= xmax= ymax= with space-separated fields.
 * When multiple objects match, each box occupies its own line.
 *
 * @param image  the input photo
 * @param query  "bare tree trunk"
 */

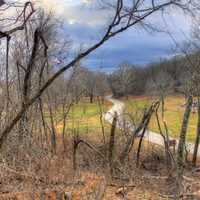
xmin=39 ymin=98 xmax=48 ymax=145
xmin=0 ymin=0 xmax=188 ymax=150
xmin=161 ymin=95 xmax=165 ymax=120
xmin=62 ymin=114 xmax=67 ymax=152
xmin=120 ymin=101 xmax=159 ymax=163
xmin=73 ymin=135 xmax=79 ymax=172
xmin=89 ymin=93 xmax=94 ymax=104
xmin=46 ymin=91 xmax=57 ymax=154
xmin=18 ymin=29 xmax=40 ymax=146
xmin=176 ymin=95 xmax=193 ymax=198
xmin=62 ymin=103 xmax=72 ymax=153
xmin=192 ymin=97 xmax=200 ymax=167
xmin=136 ymin=103 xmax=157 ymax=167
xmin=155 ymin=108 xmax=174 ymax=169
xmin=136 ymin=127 xmax=147 ymax=167
xmin=97 ymin=96 xmax=106 ymax=145
xmin=48 ymin=104 xmax=57 ymax=154
xmin=109 ymin=113 xmax=117 ymax=177
xmin=5 ymin=36 xmax=10 ymax=113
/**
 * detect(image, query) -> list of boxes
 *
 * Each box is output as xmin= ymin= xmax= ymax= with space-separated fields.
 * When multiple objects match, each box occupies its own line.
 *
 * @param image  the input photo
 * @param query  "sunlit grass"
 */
xmin=54 ymin=99 xmax=112 ymax=134
xmin=46 ymin=95 xmax=198 ymax=142
xmin=124 ymin=96 xmax=198 ymax=142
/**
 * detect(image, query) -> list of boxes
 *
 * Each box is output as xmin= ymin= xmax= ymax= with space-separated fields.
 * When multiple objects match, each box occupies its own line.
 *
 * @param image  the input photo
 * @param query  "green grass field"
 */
xmin=55 ymin=99 xmax=112 ymax=135
xmin=50 ymin=95 xmax=198 ymax=142
xmin=124 ymin=96 xmax=198 ymax=142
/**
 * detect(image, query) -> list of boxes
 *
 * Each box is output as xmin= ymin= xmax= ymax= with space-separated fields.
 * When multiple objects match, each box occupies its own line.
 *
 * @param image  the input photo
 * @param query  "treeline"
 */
xmin=107 ymin=53 xmax=199 ymax=97
xmin=75 ymin=54 xmax=193 ymax=100
xmin=56 ymin=49 xmax=200 ymax=101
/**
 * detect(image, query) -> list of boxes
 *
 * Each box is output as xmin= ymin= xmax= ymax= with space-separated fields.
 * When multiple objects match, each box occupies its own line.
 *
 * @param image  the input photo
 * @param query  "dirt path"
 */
xmin=104 ymin=95 xmax=200 ymax=157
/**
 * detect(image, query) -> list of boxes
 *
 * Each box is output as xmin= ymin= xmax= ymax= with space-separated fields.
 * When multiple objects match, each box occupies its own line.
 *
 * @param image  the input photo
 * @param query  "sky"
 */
xmin=4 ymin=0 xmax=192 ymax=72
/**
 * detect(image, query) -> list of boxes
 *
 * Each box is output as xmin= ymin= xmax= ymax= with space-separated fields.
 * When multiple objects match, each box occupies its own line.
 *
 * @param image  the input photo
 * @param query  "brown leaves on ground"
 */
xmin=0 ymin=172 xmax=106 ymax=200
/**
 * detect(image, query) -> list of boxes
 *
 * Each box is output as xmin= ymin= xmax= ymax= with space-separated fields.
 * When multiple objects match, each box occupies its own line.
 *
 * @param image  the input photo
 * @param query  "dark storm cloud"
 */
xmin=70 ymin=27 xmax=188 ymax=71
xmin=57 ymin=2 xmax=191 ymax=71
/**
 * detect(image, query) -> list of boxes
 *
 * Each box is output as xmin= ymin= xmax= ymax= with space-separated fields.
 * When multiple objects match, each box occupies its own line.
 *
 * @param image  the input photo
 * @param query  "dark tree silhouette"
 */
xmin=0 ymin=0 xmax=4 ymax=7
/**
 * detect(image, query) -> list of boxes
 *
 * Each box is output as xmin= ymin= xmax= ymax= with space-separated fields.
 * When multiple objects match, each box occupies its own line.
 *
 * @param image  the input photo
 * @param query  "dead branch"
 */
xmin=120 ymin=101 xmax=160 ymax=163
xmin=0 ymin=0 xmax=191 ymax=149
xmin=136 ymin=126 xmax=147 ymax=167
xmin=73 ymin=136 xmax=106 ymax=171
xmin=155 ymin=106 xmax=175 ymax=168
xmin=0 ymin=2 xmax=35 ymax=39
xmin=136 ymin=102 xmax=159 ymax=167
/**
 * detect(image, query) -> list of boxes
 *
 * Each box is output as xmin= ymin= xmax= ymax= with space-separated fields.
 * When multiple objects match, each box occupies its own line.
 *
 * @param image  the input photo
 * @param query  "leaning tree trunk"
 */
xmin=176 ymin=95 xmax=193 ymax=198
xmin=18 ymin=29 xmax=40 ymax=147
xmin=120 ymin=101 xmax=159 ymax=163
xmin=192 ymin=97 xmax=200 ymax=167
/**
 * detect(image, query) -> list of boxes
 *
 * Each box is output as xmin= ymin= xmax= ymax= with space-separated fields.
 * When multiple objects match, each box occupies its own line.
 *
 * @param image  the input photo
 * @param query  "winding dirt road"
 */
xmin=104 ymin=96 xmax=200 ymax=157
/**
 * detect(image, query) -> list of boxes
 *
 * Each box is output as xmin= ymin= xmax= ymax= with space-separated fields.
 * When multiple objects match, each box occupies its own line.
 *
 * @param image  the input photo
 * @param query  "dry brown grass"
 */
xmin=0 ymin=172 xmax=106 ymax=200
xmin=0 ymin=124 xmax=200 ymax=199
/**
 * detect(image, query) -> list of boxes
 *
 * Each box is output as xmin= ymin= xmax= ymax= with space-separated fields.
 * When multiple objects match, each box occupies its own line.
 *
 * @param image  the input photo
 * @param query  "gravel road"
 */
xmin=104 ymin=96 xmax=200 ymax=156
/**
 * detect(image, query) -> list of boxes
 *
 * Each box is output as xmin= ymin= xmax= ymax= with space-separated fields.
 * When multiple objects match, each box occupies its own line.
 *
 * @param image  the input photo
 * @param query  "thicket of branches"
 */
xmin=0 ymin=0 xmax=199 ymax=199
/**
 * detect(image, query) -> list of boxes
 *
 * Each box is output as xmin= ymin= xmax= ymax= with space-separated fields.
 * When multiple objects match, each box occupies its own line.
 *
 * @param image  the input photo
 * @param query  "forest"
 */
xmin=0 ymin=0 xmax=200 ymax=199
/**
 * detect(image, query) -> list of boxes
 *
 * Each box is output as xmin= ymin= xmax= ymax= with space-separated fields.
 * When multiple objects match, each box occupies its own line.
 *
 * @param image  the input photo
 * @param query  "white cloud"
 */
xmin=1 ymin=0 xmax=111 ymax=27
xmin=82 ymin=0 xmax=92 ymax=4
xmin=36 ymin=0 xmax=112 ymax=27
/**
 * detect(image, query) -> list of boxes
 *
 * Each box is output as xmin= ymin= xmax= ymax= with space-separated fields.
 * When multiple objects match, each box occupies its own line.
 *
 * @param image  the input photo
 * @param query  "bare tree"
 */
xmin=146 ymin=67 xmax=175 ymax=118
xmin=95 ymin=72 xmax=110 ymax=103
xmin=176 ymin=95 xmax=193 ymax=197
xmin=193 ymin=97 xmax=200 ymax=166
xmin=188 ymin=19 xmax=200 ymax=166
xmin=109 ymin=63 xmax=135 ymax=97
xmin=0 ymin=0 xmax=192 ymax=150
xmin=83 ymin=69 xmax=96 ymax=103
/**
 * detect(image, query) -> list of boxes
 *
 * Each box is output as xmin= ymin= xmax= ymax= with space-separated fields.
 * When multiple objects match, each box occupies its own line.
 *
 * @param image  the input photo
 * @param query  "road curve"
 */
xmin=104 ymin=96 xmax=200 ymax=157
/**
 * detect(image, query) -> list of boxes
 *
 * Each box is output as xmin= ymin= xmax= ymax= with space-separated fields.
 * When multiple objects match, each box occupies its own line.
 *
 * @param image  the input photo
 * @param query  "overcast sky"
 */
xmin=6 ymin=0 xmax=192 ymax=71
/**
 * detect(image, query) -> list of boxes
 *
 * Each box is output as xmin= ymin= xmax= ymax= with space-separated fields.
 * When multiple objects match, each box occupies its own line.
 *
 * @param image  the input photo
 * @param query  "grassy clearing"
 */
xmin=52 ymin=95 xmax=198 ymax=142
xmin=124 ymin=95 xmax=198 ymax=142
xmin=55 ymin=99 xmax=112 ymax=134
